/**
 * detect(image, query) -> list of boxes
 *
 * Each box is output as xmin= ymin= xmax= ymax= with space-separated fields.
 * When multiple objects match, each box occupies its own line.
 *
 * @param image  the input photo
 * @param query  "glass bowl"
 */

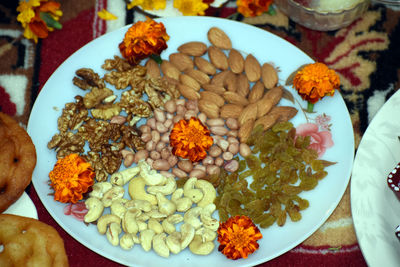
xmin=274 ymin=0 xmax=370 ymax=31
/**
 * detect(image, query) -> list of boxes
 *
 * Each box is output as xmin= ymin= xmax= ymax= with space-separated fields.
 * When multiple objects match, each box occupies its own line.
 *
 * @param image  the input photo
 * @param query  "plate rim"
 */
xmin=351 ymin=89 xmax=400 ymax=267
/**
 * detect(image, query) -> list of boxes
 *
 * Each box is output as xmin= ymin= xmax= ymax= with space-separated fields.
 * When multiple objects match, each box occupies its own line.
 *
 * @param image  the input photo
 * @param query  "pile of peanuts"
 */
xmin=133 ymin=98 xmax=251 ymax=179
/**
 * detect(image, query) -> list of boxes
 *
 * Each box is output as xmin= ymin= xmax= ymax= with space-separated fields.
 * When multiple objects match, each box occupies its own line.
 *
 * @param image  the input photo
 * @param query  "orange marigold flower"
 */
xmin=217 ymin=215 xmax=263 ymax=260
xmin=17 ymin=0 xmax=63 ymax=43
xmin=49 ymin=153 xmax=95 ymax=204
xmin=292 ymin=62 xmax=340 ymax=105
xmin=169 ymin=117 xmax=213 ymax=162
xmin=119 ymin=17 xmax=169 ymax=65
xmin=236 ymin=0 xmax=273 ymax=17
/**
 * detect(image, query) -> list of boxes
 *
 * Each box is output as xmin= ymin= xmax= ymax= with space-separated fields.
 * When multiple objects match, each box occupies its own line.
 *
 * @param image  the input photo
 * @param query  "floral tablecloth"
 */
xmin=1 ymin=0 xmax=400 ymax=266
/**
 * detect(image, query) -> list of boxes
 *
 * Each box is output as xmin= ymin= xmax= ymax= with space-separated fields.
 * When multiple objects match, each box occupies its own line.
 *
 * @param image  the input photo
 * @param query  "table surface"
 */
xmin=1 ymin=0 xmax=400 ymax=266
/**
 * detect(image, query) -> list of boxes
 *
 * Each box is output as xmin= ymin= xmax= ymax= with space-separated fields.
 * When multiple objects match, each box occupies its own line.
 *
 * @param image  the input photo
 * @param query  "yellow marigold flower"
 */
xmin=173 ymin=0 xmax=209 ymax=16
xmin=217 ymin=215 xmax=263 ymax=260
xmin=49 ymin=154 xmax=95 ymax=204
xmin=237 ymin=0 xmax=273 ymax=17
xmin=127 ymin=0 xmax=167 ymax=10
xmin=169 ymin=117 xmax=213 ymax=162
xmin=97 ymin=9 xmax=117 ymax=20
xmin=293 ymin=62 xmax=340 ymax=107
xmin=119 ymin=17 xmax=169 ymax=65
xmin=16 ymin=0 xmax=62 ymax=43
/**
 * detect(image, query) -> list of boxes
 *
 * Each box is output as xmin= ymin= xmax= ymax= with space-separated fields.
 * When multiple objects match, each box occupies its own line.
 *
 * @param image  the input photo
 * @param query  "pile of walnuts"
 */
xmin=48 ymin=56 xmax=180 ymax=181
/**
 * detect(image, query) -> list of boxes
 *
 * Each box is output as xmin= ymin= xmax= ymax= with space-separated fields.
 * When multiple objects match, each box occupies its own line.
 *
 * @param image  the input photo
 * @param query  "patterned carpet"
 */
xmin=1 ymin=0 xmax=399 ymax=266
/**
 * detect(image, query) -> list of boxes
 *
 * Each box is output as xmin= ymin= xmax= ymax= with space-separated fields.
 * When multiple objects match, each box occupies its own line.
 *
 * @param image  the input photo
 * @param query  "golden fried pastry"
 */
xmin=0 ymin=112 xmax=36 ymax=213
xmin=0 ymin=214 xmax=69 ymax=266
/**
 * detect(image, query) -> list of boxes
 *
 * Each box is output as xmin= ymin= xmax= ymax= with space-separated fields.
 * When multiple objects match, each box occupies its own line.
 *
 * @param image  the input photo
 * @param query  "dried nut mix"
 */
xmin=48 ymin=25 xmax=308 ymax=258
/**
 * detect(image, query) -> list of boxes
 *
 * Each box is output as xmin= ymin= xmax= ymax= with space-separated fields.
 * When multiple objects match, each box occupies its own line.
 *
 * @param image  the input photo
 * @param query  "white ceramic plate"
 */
xmin=27 ymin=17 xmax=354 ymax=267
xmin=136 ymin=0 xmax=228 ymax=17
xmin=351 ymin=89 xmax=400 ymax=267
xmin=3 ymin=192 xmax=38 ymax=219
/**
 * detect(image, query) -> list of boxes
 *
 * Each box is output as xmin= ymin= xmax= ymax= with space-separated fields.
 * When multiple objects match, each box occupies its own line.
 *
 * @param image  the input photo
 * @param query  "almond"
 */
xmin=202 ymin=83 xmax=226 ymax=95
xmin=207 ymin=27 xmax=232 ymax=50
xmin=198 ymin=99 xmax=220 ymax=119
xmin=254 ymin=113 xmax=279 ymax=130
xmin=184 ymin=68 xmax=210 ymax=85
xmin=179 ymin=73 xmax=200 ymax=91
xmin=177 ymin=83 xmax=200 ymax=100
xmin=161 ymin=61 xmax=180 ymax=80
xmin=169 ymin=53 xmax=194 ymax=72
xmin=208 ymin=46 xmax=228 ymax=70
xmin=228 ymin=49 xmax=244 ymax=74
xmin=178 ymin=41 xmax=207 ymax=56
xmin=200 ymin=91 xmax=225 ymax=107
xmin=268 ymin=106 xmax=298 ymax=122
xmin=145 ymin=58 xmax=161 ymax=78
xmin=238 ymin=103 xmax=258 ymax=126
xmin=236 ymin=73 xmax=250 ymax=97
xmin=210 ymin=70 xmax=229 ymax=86
xmin=194 ymin=56 xmax=216 ymax=75
xmin=223 ymin=71 xmax=237 ymax=92
xmin=223 ymin=91 xmax=249 ymax=106
xmin=220 ymin=104 xmax=243 ymax=119
xmin=238 ymin=119 xmax=255 ymax=143
xmin=248 ymin=81 xmax=265 ymax=103
xmin=261 ymin=63 xmax=278 ymax=89
xmin=256 ymin=86 xmax=283 ymax=118
xmin=244 ymin=54 xmax=261 ymax=82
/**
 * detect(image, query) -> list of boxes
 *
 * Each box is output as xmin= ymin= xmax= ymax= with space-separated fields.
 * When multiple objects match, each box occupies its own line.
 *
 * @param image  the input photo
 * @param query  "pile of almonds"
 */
xmin=145 ymin=26 xmax=298 ymax=144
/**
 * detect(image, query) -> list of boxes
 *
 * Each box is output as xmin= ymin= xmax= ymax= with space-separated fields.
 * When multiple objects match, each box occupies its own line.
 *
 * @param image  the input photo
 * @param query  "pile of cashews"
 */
xmin=84 ymin=160 xmax=219 ymax=258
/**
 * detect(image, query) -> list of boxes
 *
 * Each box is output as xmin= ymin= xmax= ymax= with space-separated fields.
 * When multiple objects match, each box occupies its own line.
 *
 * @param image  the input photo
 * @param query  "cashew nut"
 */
xmin=138 ymin=160 xmax=167 ymax=186
xmin=195 ymin=179 xmax=216 ymax=208
xmin=156 ymin=193 xmax=176 ymax=216
xmin=183 ymin=207 xmax=203 ymax=229
xmin=140 ymin=229 xmax=155 ymax=252
xmin=110 ymin=198 xmax=128 ymax=219
xmin=162 ymin=214 xmax=183 ymax=234
xmin=152 ymin=233 xmax=170 ymax=258
xmin=122 ymin=208 xmax=141 ymax=234
xmin=171 ymin=188 xmax=193 ymax=212
xmin=102 ymin=185 xmax=125 ymax=207
xmin=106 ymin=222 xmax=122 ymax=246
xmin=200 ymin=203 xmax=219 ymax=231
xmin=89 ymin=182 xmax=112 ymax=198
xmin=189 ymin=234 xmax=215 ymax=255
xmin=166 ymin=232 xmax=182 ymax=254
xmin=195 ymin=227 xmax=217 ymax=242
xmin=124 ymin=199 xmax=152 ymax=213
xmin=147 ymin=176 xmax=177 ymax=195
xmin=183 ymin=177 xmax=204 ymax=203
xmin=84 ymin=197 xmax=104 ymax=223
xmin=120 ymin=233 xmax=139 ymax=250
xmin=110 ymin=166 xmax=140 ymax=186
xmin=128 ymin=177 xmax=157 ymax=205
xmin=180 ymin=223 xmax=195 ymax=250
xmin=97 ymin=214 xmax=121 ymax=235
xmin=148 ymin=218 xmax=164 ymax=234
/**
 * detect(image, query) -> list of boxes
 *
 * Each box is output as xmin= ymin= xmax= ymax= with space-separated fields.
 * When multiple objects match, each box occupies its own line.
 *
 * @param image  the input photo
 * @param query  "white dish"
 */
xmin=27 ymin=17 xmax=354 ymax=267
xmin=136 ymin=0 xmax=228 ymax=17
xmin=3 ymin=192 xmax=38 ymax=219
xmin=351 ymin=89 xmax=400 ymax=267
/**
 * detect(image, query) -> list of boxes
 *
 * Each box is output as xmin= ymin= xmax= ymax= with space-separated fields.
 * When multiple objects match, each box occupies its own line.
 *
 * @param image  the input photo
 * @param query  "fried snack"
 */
xmin=0 ymin=214 xmax=69 ymax=267
xmin=0 ymin=112 xmax=36 ymax=213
